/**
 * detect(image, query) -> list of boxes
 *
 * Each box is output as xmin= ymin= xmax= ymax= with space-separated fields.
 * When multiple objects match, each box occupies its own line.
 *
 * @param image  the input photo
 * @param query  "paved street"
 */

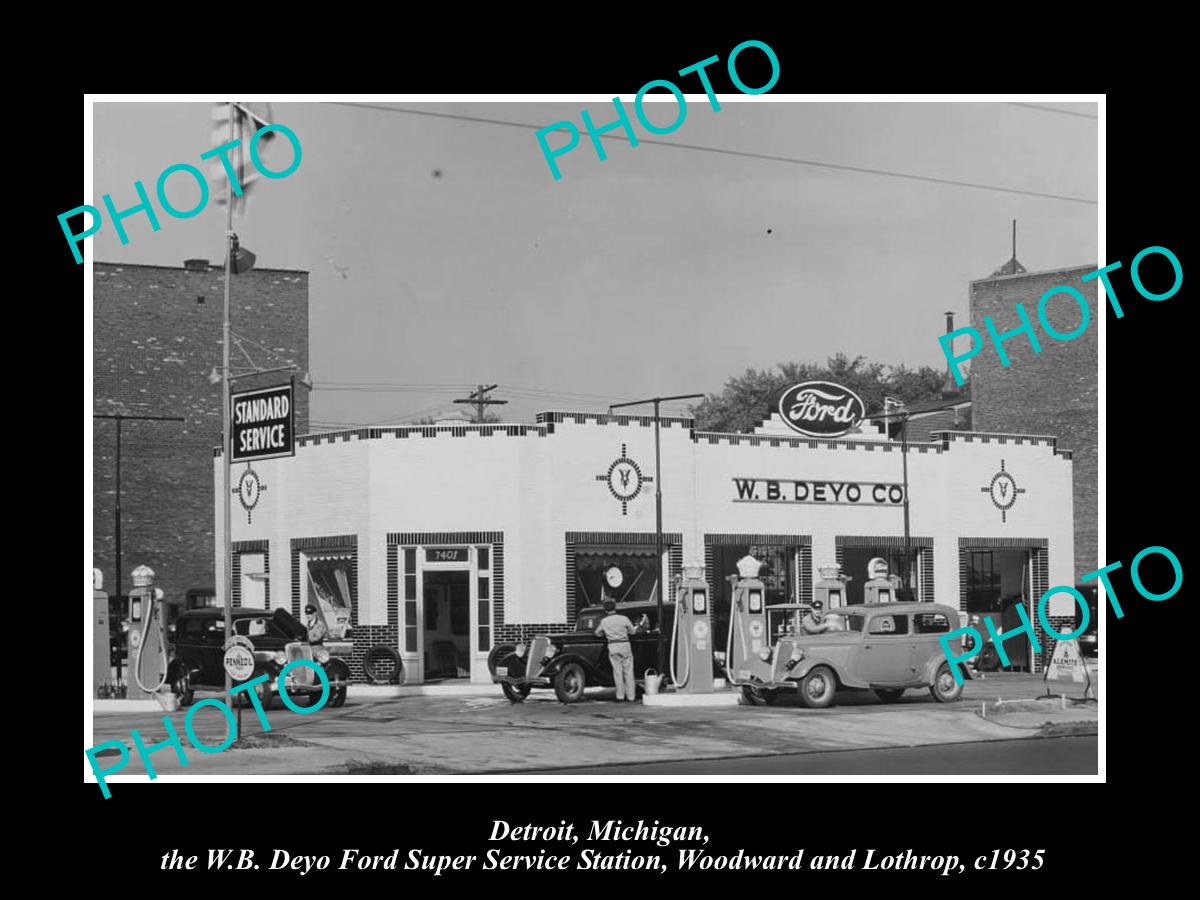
xmin=89 ymin=671 xmax=1097 ymax=777
xmin=536 ymin=735 xmax=1097 ymax=774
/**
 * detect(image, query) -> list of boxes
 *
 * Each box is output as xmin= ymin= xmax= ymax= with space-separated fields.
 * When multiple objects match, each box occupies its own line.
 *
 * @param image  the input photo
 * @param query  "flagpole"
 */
xmin=221 ymin=101 xmax=235 ymax=738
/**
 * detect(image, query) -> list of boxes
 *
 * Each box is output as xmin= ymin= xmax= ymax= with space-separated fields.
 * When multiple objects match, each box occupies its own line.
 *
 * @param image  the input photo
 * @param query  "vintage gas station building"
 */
xmin=215 ymin=406 xmax=1076 ymax=683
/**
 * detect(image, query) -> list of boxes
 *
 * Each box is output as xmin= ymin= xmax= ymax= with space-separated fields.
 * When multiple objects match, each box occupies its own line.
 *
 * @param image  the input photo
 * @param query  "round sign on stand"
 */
xmin=223 ymin=644 xmax=256 ymax=682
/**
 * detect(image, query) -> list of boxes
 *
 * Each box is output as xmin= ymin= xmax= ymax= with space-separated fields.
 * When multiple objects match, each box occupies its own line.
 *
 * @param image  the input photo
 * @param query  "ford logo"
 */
xmin=777 ymin=381 xmax=866 ymax=437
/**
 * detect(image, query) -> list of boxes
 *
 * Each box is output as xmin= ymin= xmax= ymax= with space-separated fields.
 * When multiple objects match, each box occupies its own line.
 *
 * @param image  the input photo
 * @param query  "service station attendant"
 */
xmin=215 ymin=381 xmax=1077 ymax=684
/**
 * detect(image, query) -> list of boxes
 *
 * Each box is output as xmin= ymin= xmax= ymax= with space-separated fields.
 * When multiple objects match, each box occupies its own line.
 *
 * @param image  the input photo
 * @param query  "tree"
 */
xmin=690 ymin=354 xmax=962 ymax=433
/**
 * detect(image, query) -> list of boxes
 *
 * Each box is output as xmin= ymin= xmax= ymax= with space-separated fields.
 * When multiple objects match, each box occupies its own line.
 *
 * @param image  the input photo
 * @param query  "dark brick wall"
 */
xmin=93 ymin=261 xmax=309 ymax=602
xmin=969 ymin=265 xmax=1097 ymax=580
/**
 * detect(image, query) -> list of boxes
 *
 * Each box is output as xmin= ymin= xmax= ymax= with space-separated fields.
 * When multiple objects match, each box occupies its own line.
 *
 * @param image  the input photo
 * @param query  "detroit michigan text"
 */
xmin=165 ymin=821 xmax=1042 ymax=876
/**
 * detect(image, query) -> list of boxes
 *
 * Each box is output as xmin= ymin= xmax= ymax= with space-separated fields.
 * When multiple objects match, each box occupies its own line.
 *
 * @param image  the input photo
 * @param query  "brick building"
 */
xmin=968 ymin=259 xmax=1098 ymax=581
xmin=93 ymin=260 xmax=309 ymax=604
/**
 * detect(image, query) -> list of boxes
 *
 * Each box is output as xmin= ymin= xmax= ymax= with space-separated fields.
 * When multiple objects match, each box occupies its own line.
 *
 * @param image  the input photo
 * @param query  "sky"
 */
xmin=91 ymin=99 xmax=1098 ymax=426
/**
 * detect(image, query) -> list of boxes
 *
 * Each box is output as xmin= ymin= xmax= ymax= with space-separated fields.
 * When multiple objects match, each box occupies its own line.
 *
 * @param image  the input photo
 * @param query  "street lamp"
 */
xmin=608 ymin=393 xmax=705 ymax=677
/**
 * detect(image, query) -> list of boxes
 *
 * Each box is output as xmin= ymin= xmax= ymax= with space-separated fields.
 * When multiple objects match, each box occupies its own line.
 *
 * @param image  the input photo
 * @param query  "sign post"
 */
xmin=223 ymin=635 xmax=256 ymax=744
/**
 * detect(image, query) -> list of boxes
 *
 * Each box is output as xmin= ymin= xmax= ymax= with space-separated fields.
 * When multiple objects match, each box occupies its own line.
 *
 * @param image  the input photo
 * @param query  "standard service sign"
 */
xmin=776 ymin=381 xmax=866 ymax=438
xmin=223 ymin=644 xmax=256 ymax=681
xmin=232 ymin=383 xmax=295 ymax=462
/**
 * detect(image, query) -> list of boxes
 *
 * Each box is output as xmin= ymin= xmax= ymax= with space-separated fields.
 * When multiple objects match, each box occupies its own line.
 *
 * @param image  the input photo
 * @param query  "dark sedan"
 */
xmin=489 ymin=601 xmax=675 ymax=703
xmin=167 ymin=607 xmax=350 ymax=708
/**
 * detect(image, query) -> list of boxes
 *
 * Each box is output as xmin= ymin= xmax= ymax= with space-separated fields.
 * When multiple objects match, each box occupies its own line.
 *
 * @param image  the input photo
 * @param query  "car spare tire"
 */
xmin=362 ymin=645 xmax=403 ymax=685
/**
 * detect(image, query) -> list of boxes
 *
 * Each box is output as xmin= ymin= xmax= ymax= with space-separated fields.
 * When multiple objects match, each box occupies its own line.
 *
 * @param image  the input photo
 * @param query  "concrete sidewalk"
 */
xmin=90 ymin=671 xmax=1098 ymax=778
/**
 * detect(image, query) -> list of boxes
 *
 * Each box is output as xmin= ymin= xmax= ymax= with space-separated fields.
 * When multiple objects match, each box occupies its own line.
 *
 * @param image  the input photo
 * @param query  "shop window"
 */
xmin=573 ymin=545 xmax=662 ymax=615
xmin=239 ymin=552 xmax=266 ymax=608
xmin=477 ymin=546 xmax=490 ymax=571
xmin=305 ymin=551 xmax=354 ymax=640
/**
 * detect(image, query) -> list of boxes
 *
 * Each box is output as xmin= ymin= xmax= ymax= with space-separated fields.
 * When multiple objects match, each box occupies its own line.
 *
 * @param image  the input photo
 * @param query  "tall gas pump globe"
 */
xmin=815 ymin=563 xmax=850 ymax=610
xmin=671 ymin=566 xmax=714 ymax=694
xmin=128 ymin=565 xmax=167 ymax=700
xmin=863 ymin=558 xmax=901 ymax=604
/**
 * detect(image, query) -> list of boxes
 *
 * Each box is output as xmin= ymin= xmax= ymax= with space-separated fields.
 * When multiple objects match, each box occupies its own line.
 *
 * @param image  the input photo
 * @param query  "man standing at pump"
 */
xmin=595 ymin=599 xmax=638 ymax=702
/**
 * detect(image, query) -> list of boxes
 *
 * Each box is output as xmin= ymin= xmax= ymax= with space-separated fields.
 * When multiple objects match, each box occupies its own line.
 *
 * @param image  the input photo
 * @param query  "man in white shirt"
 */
xmin=594 ymin=599 xmax=637 ymax=702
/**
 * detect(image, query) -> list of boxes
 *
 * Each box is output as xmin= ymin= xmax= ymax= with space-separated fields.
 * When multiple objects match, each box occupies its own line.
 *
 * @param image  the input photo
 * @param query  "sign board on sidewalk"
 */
xmin=231 ymin=383 xmax=295 ymax=462
xmin=1043 ymin=638 xmax=1093 ymax=697
xmin=223 ymin=644 xmax=256 ymax=681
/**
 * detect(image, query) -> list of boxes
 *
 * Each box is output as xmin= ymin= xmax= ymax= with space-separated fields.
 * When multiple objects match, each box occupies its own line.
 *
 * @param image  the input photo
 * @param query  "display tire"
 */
xmin=930 ymin=662 xmax=965 ymax=703
xmin=875 ymin=688 xmax=905 ymax=703
xmin=362 ymin=645 xmax=403 ymax=685
xmin=553 ymin=662 xmax=586 ymax=704
xmin=501 ymin=682 xmax=532 ymax=703
xmin=798 ymin=666 xmax=837 ymax=709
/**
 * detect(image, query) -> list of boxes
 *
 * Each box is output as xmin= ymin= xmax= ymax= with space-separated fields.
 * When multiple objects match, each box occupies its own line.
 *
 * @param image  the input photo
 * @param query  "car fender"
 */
xmin=167 ymin=657 xmax=202 ymax=683
xmin=923 ymin=653 xmax=972 ymax=684
xmin=791 ymin=656 xmax=858 ymax=689
xmin=322 ymin=657 xmax=351 ymax=684
xmin=541 ymin=654 xmax=599 ymax=681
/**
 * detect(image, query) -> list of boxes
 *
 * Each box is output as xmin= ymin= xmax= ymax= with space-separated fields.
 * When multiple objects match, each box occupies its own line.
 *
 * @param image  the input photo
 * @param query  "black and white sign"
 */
xmin=776 ymin=381 xmax=867 ymax=438
xmin=232 ymin=384 xmax=295 ymax=462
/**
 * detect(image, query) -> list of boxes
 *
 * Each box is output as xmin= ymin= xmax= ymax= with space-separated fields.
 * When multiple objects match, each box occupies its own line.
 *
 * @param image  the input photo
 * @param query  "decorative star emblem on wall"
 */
xmin=980 ymin=459 xmax=1025 ymax=523
xmin=596 ymin=444 xmax=652 ymax=515
xmin=233 ymin=464 xmax=267 ymax=524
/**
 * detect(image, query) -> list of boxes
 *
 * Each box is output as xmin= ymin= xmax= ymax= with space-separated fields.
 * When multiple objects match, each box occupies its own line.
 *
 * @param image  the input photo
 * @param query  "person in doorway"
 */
xmin=594 ymin=599 xmax=637 ymax=702
xmin=305 ymin=604 xmax=328 ymax=644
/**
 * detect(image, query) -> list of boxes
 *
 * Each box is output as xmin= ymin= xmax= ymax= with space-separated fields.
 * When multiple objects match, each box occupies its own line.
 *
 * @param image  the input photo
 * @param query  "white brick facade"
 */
xmin=215 ymin=411 xmax=1075 ymax=682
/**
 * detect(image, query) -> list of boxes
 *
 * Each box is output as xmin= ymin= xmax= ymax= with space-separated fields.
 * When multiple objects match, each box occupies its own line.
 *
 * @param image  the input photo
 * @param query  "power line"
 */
xmin=1006 ymin=102 xmax=1098 ymax=120
xmin=330 ymin=101 xmax=1097 ymax=205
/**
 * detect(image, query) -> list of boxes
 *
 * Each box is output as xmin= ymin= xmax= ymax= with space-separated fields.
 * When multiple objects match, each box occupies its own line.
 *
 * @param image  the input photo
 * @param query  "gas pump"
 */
xmin=92 ymin=569 xmax=111 ymax=698
xmin=670 ymin=566 xmax=714 ymax=693
xmin=128 ymin=565 xmax=168 ymax=700
xmin=814 ymin=563 xmax=850 ymax=610
xmin=725 ymin=559 xmax=807 ymax=700
xmin=863 ymin=557 xmax=901 ymax=604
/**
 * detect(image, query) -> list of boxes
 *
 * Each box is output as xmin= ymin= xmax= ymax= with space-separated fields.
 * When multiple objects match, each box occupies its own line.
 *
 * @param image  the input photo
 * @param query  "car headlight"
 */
xmin=314 ymin=647 xmax=331 ymax=664
xmin=790 ymin=648 xmax=804 ymax=662
xmin=514 ymin=643 xmax=526 ymax=658
xmin=543 ymin=645 xmax=558 ymax=660
xmin=757 ymin=647 xmax=772 ymax=662
xmin=272 ymin=651 xmax=287 ymax=665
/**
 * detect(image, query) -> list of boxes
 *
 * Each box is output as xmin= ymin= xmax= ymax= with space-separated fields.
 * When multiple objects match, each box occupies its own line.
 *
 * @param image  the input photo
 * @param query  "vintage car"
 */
xmin=167 ymin=607 xmax=350 ymax=709
xmin=489 ymin=601 xmax=679 ymax=703
xmin=737 ymin=602 xmax=972 ymax=708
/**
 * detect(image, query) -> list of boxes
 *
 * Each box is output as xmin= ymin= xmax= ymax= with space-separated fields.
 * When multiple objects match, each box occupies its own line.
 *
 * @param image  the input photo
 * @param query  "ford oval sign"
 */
xmin=777 ymin=381 xmax=866 ymax=438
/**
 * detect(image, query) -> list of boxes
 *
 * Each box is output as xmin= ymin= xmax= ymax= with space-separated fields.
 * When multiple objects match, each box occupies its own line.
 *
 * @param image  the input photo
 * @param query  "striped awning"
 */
xmin=574 ymin=545 xmax=658 ymax=558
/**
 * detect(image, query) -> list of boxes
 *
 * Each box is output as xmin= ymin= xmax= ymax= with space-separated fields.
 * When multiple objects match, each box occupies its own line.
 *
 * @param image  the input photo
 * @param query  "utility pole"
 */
xmin=454 ymin=384 xmax=508 ymax=423
xmin=609 ymin=393 xmax=705 ymax=678
xmin=93 ymin=413 xmax=186 ymax=606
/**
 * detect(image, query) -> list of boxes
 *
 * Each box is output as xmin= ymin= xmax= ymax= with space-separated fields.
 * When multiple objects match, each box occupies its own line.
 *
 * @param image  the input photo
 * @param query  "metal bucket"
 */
xmin=644 ymin=669 xmax=663 ymax=696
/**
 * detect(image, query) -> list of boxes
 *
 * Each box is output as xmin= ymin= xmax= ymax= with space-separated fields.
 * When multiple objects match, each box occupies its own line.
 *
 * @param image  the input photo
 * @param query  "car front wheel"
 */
xmin=553 ymin=662 xmax=586 ymax=704
xmin=324 ymin=659 xmax=350 ymax=708
xmin=171 ymin=665 xmax=194 ymax=707
xmin=502 ymin=682 xmax=532 ymax=703
xmin=930 ymin=663 xmax=964 ymax=702
xmin=798 ymin=666 xmax=837 ymax=709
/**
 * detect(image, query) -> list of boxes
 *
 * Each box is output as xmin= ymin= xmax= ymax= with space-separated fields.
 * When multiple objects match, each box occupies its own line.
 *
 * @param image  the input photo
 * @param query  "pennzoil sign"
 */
xmin=231 ymin=384 xmax=295 ymax=462
xmin=777 ymin=381 xmax=866 ymax=438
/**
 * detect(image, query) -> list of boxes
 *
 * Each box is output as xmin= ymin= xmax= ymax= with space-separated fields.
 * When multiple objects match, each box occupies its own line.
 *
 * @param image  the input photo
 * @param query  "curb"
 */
xmin=93 ymin=682 xmax=504 ymax=712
